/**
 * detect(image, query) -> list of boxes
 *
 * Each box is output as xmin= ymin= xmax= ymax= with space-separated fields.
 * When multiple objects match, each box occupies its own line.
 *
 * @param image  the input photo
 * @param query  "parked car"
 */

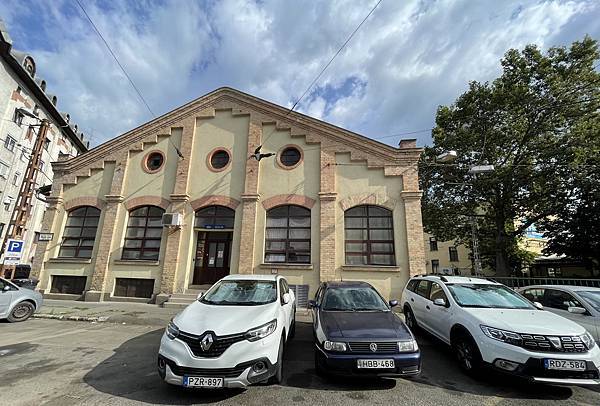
xmin=518 ymin=285 xmax=600 ymax=344
xmin=158 ymin=275 xmax=296 ymax=388
xmin=310 ymin=281 xmax=420 ymax=377
xmin=401 ymin=275 xmax=600 ymax=385
xmin=0 ymin=277 xmax=43 ymax=322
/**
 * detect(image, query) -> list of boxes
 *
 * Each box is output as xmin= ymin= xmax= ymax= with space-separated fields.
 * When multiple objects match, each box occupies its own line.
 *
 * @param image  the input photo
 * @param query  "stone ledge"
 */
xmin=259 ymin=263 xmax=314 ymax=271
xmin=113 ymin=259 xmax=160 ymax=266
xmin=48 ymin=258 xmax=92 ymax=264
xmin=341 ymin=265 xmax=400 ymax=273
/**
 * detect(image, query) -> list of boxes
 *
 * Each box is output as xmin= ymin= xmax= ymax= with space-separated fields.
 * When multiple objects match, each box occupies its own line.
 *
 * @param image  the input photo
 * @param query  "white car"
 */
xmin=158 ymin=274 xmax=296 ymax=389
xmin=401 ymin=275 xmax=600 ymax=385
xmin=519 ymin=285 xmax=600 ymax=344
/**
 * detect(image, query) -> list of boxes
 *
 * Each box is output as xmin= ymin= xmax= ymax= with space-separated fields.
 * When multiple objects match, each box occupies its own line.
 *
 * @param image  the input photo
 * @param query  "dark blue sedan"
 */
xmin=310 ymin=281 xmax=420 ymax=377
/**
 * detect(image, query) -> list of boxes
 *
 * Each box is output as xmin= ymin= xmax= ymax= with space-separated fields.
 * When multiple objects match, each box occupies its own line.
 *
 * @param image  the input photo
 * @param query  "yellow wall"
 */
xmin=423 ymin=233 xmax=472 ymax=275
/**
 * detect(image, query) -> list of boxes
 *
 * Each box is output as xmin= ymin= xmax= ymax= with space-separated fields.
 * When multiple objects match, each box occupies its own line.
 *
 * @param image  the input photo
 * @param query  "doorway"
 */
xmin=193 ymin=231 xmax=232 ymax=285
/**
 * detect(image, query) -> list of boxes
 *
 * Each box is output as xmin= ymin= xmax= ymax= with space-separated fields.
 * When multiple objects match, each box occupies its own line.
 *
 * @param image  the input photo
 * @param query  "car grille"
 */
xmin=348 ymin=341 xmax=398 ymax=354
xmin=519 ymin=334 xmax=587 ymax=353
xmin=161 ymin=356 xmax=250 ymax=377
xmin=177 ymin=330 xmax=246 ymax=358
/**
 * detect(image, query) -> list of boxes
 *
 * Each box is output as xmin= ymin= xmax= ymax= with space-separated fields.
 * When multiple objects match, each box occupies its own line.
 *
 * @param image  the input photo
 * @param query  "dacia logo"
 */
xmin=369 ymin=343 xmax=378 ymax=352
xmin=201 ymin=333 xmax=214 ymax=351
xmin=547 ymin=336 xmax=562 ymax=349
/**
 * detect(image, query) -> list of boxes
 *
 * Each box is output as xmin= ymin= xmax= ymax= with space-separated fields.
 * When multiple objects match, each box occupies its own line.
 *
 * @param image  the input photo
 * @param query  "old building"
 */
xmin=0 ymin=20 xmax=88 ymax=271
xmin=424 ymin=233 xmax=473 ymax=275
xmin=32 ymin=87 xmax=425 ymax=304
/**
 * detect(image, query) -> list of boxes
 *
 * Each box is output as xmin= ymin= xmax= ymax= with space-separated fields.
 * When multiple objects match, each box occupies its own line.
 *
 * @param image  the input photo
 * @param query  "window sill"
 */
xmin=259 ymin=263 xmax=314 ymax=271
xmin=48 ymin=258 xmax=92 ymax=264
xmin=113 ymin=259 xmax=160 ymax=266
xmin=341 ymin=265 xmax=400 ymax=273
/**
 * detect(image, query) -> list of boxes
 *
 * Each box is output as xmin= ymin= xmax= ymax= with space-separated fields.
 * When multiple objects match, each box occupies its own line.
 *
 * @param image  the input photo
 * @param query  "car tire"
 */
xmin=452 ymin=331 xmax=483 ymax=375
xmin=270 ymin=336 xmax=284 ymax=385
xmin=7 ymin=301 xmax=35 ymax=322
xmin=289 ymin=310 xmax=296 ymax=340
xmin=404 ymin=306 xmax=418 ymax=331
xmin=314 ymin=347 xmax=326 ymax=377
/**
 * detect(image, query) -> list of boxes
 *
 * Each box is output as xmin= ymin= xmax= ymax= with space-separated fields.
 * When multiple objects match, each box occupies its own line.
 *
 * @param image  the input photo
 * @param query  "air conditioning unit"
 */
xmin=162 ymin=213 xmax=183 ymax=227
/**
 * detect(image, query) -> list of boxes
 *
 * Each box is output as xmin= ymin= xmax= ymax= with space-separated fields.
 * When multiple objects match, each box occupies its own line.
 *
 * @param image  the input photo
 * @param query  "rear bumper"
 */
xmin=316 ymin=345 xmax=421 ymax=377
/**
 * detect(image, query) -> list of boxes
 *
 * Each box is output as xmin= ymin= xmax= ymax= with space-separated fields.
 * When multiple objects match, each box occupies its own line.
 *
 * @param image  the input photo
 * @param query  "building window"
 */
xmin=265 ymin=205 xmax=310 ymax=263
xmin=344 ymin=205 xmax=395 ymax=266
xmin=33 ymin=104 xmax=40 ymax=116
xmin=12 ymin=172 xmax=20 ymax=186
xmin=59 ymin=206 xmax=101 ymax=258
xmin=143 ymin=151 xmax=165 ymax=173
xmin=44 ymin=137 xmax=51 ymax=151
xmin=114 ymin=278 xmax=154 ymax=298
xmin=16 ymin=86 xmax=22 ymax=94
xmin=206 ymin=148 xmax=231 ymax=172
xmin=277 ymin=145 xmax=303 ymax=169
xmin=3 ymin=197 xmax=11 ymax=211
xmin=449 ymin=246 xmax=459 ymax=262
xmin=431 ymin=259 xmax=439 ymax=273
xmin=429 ymin=237 xmax=438 ymax=251
xmin=39 ymin=160 xmax=45 ymax=171
xmin=122 ymin=206 xmax=164 ymax=260
xmin=195 ymin=205 xmax=235 ymax=228
xmin=0 ymin=223 xmax=4 ymax=236
xmin=13 ymin=109 xmax=24 ymax=126
xmin=20 ymin=150 xmax=28 ymax=162
xmin=50 ymin=275 xmax=87 ymax=294
xmin=4 ymin=135 xmax=16 ymax=152
xmin=0 ymin=161 xmax=9 ymax=178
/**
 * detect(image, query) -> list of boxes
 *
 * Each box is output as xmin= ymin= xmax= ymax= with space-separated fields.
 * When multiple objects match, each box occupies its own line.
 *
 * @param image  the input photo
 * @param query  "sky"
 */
xmin=0 ymin=0 xmax=598 ymax=148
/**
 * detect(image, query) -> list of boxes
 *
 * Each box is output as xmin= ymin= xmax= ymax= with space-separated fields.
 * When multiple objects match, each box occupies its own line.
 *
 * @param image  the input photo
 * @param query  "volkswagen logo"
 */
xmin=200 ymin=333 xmax=214 ymax=351
xmin=369 ymin=343 xmax=378 ymax=352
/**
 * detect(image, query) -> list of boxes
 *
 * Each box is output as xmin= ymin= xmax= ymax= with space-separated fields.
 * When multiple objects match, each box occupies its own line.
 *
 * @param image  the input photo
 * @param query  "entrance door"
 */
xmin=193 ymin=232 xmax=232 ymax=285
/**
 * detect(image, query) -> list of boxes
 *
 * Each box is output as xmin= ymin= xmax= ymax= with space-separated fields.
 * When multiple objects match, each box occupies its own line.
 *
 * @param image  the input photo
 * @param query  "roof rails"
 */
xmin=413 ymin=274 xmax=449 ymax=283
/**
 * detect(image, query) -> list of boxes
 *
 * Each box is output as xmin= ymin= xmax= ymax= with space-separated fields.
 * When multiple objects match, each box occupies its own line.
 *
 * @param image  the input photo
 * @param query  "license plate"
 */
xmin=544 ymin=359 xmax=586 ymax=371
xmin=183 ymin=376 xmax=224 ymax=388
xmin=357 ymin=359 xmax=395 ymax=369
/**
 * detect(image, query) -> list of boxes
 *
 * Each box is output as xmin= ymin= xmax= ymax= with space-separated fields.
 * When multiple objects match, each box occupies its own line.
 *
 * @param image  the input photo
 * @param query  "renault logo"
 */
xmin=369 ymin=343 xmax=378 ymax=352
xmin=200 ymin=333 xmax=214 ymax=351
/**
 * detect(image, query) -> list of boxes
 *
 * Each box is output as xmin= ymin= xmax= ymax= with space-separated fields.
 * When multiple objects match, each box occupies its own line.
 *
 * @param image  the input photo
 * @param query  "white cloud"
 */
xmin=0 ymin=0 xmax=597 ymax=147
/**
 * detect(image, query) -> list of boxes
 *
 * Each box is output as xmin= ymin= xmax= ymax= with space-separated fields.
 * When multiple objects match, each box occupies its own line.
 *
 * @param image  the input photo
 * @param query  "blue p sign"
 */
xmin=7 ymin=239 xmax=24 ymax=255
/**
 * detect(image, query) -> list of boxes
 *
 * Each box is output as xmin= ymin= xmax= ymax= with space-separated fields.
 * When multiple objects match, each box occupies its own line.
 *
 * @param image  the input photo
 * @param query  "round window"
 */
xmin=210 ymin=150 xmax=230 ymax=170
xmin=280 ymin=147 xmax=301 ymax=167
xmin=145 ymin=152 xmax=164 ymax=172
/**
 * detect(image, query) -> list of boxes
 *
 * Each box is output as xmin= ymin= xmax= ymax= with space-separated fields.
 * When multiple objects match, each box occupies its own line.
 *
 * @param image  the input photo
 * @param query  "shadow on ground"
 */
xmin=84 ymin=321 xmax=593 ymax=404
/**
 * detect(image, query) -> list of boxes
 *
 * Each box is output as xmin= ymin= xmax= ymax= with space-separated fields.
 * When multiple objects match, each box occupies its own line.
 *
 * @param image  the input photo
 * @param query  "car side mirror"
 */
xmin=568 ymin=306 xmax=587 ymax=315
xmin=433 ymin=298 xmax=446 ymax=307
xmin=533 ymin=301 xmax=543 ymax=310
xmin=197 ymin=292 xmax=204 ymax=300
xmin=2 ymin=285 xmax=10 ymax=292
xmin=308 ymin=299 xmax=317 ymax=308
xmin=282 ymin=293 xmax=291 ymax=304
xmin=389 ymin=300 xmax=399 ymax=308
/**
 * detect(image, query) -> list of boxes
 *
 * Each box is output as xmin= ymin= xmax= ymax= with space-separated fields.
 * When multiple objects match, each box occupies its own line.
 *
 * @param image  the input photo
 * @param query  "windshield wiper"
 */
xmin=323 ymin=307 xmax=348 ymax=311
xmin=352 ymin=308 xmax=385 ymax=312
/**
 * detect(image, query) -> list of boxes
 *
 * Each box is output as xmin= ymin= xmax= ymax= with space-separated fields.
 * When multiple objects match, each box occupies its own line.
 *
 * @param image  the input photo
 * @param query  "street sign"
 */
xmin=37 ymin=233 xmax=54 ymax=242
xmin=3 ymin=239 xmax=24 ymax=265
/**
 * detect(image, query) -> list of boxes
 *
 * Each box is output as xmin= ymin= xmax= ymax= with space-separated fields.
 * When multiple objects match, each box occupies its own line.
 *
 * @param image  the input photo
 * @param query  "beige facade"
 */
xmin=424 ymin=233 xmax=473 ymax=275
xmin=32 ymin=88 xmax=425 ymax=302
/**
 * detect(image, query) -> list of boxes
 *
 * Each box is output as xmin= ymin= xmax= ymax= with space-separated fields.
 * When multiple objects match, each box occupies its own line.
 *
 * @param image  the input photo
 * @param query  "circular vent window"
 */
xmin=279 ymin=146 xmax=302 ymax=168
xmin=209 ymin=149 xmax=231 ymax=171
xmin=144 ymin=151 xmax=165 ymax=173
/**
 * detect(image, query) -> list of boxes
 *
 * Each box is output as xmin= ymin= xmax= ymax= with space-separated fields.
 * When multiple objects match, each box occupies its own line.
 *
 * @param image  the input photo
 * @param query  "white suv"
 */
xmin=158 ymin=275 xmax=295 ymax=388
xmin=401 ymin=275 xmax=600 ymax=385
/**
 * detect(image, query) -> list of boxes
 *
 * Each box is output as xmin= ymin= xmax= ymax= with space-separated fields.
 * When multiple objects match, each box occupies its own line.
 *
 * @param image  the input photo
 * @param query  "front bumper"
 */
xmin=316 ymin=345 xmax=421 ymax=377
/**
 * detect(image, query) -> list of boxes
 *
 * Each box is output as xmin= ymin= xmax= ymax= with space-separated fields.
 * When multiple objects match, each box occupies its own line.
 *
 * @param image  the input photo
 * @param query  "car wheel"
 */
xmin=452 ymin=332 xmax=482 ymax=375
xmin=8 ymin=301 xmax=35 ymax=322
xmin=270 ymin=336 xmax=284 ymax=384
xmin=289 ymin=310 xmax=296 ymax=339
xmin=404 ymin=306 xmax=418 ymax=331
xmin=314 ymin=347 xmax=326 ymax=377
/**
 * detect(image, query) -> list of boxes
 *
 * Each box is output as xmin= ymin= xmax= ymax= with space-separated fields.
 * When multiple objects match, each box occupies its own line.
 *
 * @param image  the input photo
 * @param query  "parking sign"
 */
xmin=4 ymin=239 xmax=24 ymax=265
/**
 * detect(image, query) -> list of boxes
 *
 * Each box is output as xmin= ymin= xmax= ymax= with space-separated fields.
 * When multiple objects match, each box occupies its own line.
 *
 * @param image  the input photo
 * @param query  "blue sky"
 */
xmin=1 ymin=0 xmax=598 ymax=147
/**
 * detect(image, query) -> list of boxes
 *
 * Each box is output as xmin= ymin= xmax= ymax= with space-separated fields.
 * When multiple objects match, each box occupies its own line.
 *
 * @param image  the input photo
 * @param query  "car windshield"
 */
xmin=578 ymin=291 xmax=600 ymax=312
xmin=322 ymin=287 xmax=389 ymax=311
xmin=200 ymin=280 xmax=277 ymax=306
xmin=446 ymin=283 xmax=534 ymax=309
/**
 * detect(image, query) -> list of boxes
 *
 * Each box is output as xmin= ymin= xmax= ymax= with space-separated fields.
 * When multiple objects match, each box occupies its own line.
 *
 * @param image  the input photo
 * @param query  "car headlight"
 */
xmin=245 ymin=320 xmax=277 ymax=342
xmin=480 ymin=325 xmax=522 ymax=346
xmin=166 ymin=321 xmax=179 ymax=340
xmin=398 ymin=339 xmax=419 ymax=352
xmin=581 ymin=332 xmax=596 ymax=350
xmin=323 ymin=341 xmax=347 ymax=352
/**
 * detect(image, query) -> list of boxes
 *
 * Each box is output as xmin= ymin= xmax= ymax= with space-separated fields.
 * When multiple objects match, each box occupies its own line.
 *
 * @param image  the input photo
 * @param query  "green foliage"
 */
xmin=421 ymin=36 xmax=600 ymax=276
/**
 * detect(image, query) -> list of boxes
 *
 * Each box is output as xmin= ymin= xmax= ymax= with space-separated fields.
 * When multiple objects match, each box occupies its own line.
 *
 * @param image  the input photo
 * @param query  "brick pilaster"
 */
xmin=30 ymin=196 xmax=63 ymax=290
xmin=401 ymin=190 xmax=426 ymax=276
xmin=319 ymin=142 xmax=337 ymax=281
xmin=238 ymin=118 xmax=261 ymax=274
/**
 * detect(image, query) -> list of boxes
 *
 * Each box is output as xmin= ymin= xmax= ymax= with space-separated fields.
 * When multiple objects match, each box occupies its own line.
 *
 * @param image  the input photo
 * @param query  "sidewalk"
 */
xmin=34 ymin=299 xmax=313 ymax=326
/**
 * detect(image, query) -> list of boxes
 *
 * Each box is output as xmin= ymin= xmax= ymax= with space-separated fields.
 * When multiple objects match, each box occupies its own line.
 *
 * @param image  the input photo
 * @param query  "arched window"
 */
xmin=195 ymin=205 xmax=235 ymax=229
xmin=344 ymin=205 xmax=395 ymax=266
xmin=59 ymin=206 xmax=100 ymax=258
xmin=265 ymin=205 xmax=310 ymax=263
xmin=122 ymin=206 xmax=164 ymax=260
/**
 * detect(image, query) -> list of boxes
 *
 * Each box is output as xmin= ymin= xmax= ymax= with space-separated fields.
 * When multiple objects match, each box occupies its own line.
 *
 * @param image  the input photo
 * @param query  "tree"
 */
xmin=421 ymin=36 xmax=600 ymax=276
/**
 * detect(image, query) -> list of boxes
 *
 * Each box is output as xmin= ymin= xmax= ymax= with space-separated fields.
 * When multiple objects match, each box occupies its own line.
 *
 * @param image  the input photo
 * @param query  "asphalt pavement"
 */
xmin=1 ymin=318 xmax=599 ymax=406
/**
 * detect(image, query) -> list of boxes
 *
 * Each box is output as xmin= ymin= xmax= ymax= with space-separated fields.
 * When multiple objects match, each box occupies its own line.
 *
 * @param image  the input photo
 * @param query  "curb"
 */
xmin=33 ymin=313 xmax=109 ymax=323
